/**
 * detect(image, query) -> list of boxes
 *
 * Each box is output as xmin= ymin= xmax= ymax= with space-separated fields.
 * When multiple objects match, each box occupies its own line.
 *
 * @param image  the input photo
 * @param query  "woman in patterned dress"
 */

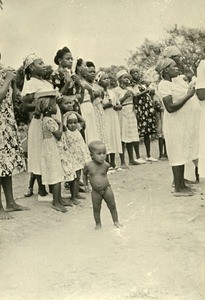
xmin=0 ymin=61 xmax=28 ymax=220
xmin=130 ymin=67 xmax=158 ymax=162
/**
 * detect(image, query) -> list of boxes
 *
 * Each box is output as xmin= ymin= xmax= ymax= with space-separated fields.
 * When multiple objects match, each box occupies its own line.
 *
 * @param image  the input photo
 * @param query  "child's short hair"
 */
xmin=88 ymin=140 xmax=106 ymax=153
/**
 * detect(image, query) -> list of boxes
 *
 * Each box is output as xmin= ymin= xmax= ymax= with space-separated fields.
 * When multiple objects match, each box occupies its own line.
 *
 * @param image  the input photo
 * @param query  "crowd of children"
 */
xmin=1 ymin=45 xmax=204 ymax=227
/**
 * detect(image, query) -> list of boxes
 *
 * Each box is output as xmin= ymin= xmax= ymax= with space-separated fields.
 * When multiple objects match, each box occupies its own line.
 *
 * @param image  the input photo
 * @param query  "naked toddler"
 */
xmin=83 ymin=140 xmax=122 ymax=229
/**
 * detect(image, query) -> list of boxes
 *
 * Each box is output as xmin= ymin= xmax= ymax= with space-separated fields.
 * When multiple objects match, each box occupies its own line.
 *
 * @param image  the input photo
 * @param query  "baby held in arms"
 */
xmin=83 ymin=140 xmax=122 ymax=229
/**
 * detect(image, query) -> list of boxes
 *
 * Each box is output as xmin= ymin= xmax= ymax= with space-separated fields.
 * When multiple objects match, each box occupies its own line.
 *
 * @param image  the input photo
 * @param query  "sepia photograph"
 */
xmin=0 ymin=0 xmax=205 ymax=299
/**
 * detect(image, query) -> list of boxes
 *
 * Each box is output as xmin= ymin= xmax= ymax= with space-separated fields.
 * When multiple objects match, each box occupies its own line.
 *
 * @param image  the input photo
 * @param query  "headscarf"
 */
xmin=95 ymin=71 xmax=105 ymax=84
xmin=155 ymin=58 xmax=175 ymax=74
xmin=116 ymin=69 xmax=128 ymax=80
xmin=23 ymin=53 xmax=41 ymax=70
xmin=162 ymin=46 xmax=181 ymax=58
xmin=63 ymin=112 xmax=77 ymax=127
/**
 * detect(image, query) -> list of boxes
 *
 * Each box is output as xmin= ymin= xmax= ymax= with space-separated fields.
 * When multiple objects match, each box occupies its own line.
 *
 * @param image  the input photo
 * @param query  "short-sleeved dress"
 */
xmin=92 ymin=82 xmax=110 ymax=153
xmin=80 ymin=80 xmax=99 ymax=144
xmin=64 ymin=128 xmax=91 ymax=172
xmin=102 ymin=89 xmax=122 ymax=154
xmin=41 ymin=117 xmax=64 ymax=185
xmin=0 ymin=68 xmax=25 ymax=176
xmin=113 ymin=86 xmax=139 ymax=143
xmin=158 ymin=78 xmax=200 ymax=166
xmin=21 ymin=78 xmax=57 ymax=175
xmin=131 ymin=83 xmax=157 ymax=137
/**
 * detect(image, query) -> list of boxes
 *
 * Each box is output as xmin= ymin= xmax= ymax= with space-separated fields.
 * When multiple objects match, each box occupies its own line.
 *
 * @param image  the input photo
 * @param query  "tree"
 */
xmin=127 ymin=25 xmax=205 ymax=82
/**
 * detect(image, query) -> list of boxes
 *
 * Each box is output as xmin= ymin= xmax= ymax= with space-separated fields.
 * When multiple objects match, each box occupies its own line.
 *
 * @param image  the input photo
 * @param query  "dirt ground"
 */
xmin=0 ymin=141 xmax=205 ymax=300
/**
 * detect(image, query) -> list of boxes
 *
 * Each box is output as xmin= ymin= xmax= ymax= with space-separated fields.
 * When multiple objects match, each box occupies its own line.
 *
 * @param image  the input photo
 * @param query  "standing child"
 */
xmin=83 ymin=141 xmax=122 ymax=229
xmin=37 ymin=92 xmax=66 ymax=212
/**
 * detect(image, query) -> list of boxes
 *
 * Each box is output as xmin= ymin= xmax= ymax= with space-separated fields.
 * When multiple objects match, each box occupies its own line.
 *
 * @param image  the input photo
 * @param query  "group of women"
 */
xmin=1 ymin=44 xmax=205 ymax=219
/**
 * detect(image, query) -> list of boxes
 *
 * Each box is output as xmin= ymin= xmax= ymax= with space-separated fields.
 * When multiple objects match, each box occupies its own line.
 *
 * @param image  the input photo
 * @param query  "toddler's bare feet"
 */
xmin=114 ymin=221 xmax=123 ymax=228
xmin=95 ymin=223 xmax=101 ymax=230
xmin=52 ymin=202 xmax=67 ymax=213
xmin=6 ymin=203 xmax=29 ymax=212
xmin=0 ymin=209 xmax=14 ymax=220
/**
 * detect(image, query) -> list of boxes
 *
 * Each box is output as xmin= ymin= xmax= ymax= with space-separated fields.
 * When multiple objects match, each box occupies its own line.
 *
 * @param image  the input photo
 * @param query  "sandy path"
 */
xmin=0 ymin=141 xmax=205 ymax=300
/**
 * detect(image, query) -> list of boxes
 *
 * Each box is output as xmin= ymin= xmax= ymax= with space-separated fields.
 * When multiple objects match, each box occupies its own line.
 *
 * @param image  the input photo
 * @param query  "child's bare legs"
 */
xmin=69 ymin=179 xmax=80 ymax=205
xmin=103 ymin=187 xmax=122 ymax=227
xmin=91 ymin=189 xmax=103 ymax=229
xmin=1 ymin=176 xmax=29 ymax=212
xmin=35 ymin=175 xmax=48 ymax=196
xmin=51 ymin=182 xmax=67 ymax=212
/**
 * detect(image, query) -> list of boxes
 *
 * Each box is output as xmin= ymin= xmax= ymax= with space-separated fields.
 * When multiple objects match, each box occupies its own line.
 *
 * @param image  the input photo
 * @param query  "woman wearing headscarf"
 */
xmin=195 ymin=59 xmax=205 ymax=177
xmin=129 ymin=67 xmax=158 ymax=163
xmin=21 ymin=53 xmax=57 ymax=201
xmin=157 ymin=57 xmax=196 ymax=197
xmin=0 ymin=55 xmax=28 ymax=219
xmin=113 ymin=69 xmax=140 ymax=168
xmin=162 ymin=45 xmax=201 ymax=182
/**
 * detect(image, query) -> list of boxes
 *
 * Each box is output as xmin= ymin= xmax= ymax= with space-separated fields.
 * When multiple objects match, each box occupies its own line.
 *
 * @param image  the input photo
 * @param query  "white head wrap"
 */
xmin=23 ymin=53 xmax=41 ymax=70
xmin=116 ymin=69 xmax=128 ymax=80
xmin=95 ymin=71 xmax=105 ymax=84
xmin=63 ymin=112 xmax=77 ymax=126
xmin=155 ymin=58 xmax=174 ymax=74
xmin=162 ymin=46 xmax=181 ymax=58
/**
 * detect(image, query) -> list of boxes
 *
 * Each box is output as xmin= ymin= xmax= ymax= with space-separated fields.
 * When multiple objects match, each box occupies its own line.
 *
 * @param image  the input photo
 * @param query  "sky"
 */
xmin=0 ymin=0 xmax=205 ymax=70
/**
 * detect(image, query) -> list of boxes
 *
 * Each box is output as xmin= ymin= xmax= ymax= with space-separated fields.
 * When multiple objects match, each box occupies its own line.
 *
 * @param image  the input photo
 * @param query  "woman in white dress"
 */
xmin=157 ymin=58 xmax=196 ymax=197
xmin=98 ymin=71 xmax=122 ymax=169
xmin=196 ymin=59 xmax=205 ymax=177
xmin=113 ymin=70 xmax=139 ymax=168
xmin=75 ymin=59 xmax=99 ymax=144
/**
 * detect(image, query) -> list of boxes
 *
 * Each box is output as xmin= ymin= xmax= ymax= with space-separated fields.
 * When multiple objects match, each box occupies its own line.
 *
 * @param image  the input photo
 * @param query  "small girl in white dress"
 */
xmin=37 ymin=92 xmax=66 ymax=213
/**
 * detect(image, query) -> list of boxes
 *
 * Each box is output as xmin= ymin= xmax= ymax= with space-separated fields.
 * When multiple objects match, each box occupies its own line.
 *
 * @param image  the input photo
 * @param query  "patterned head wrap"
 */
xmin=116 ymin=69 xmax=128 ymax=80
xmin=155 ymin=58 xmax=175 ymax=74
xmin=34 ymin=90 xmax=57 ymax=117
xmin=95 ymin=71 xmax=106 ymax=84
xmin=162 ymin=46 xmax=181 ymax=58
xmin=23 ymin=53 xmax=41 ymax=70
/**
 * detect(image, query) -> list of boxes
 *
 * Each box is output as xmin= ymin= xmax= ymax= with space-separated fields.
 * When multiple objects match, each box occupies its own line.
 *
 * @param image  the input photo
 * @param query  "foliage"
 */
xmin=127 ymin=25 xmax=205 ymax=83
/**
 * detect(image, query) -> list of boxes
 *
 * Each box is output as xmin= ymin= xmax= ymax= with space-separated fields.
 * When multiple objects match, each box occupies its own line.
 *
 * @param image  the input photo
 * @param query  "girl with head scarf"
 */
xmin=97 ymin=71 xmax=122 ymax=169
xmin=0 ymin=55 xmax=28 ymax=219
xmin=157 ymin=57 xmax=197 ymax=197
xmin=21 ymin=53 xmax=57 ymax=201
xmin=112 ymin=70 xmax=140 ymax=168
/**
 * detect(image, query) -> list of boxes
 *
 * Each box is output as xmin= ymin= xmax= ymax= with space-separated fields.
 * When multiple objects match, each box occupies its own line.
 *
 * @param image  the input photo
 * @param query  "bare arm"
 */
xmin=0 ymin=71 xmax=14 ymax=103
xmin=22 ymin=94 xmax=36 ymax=112
xmin=163 ymin=87 xmax=195 ymax=113
xmin=52 ymin=122 xmax=63 ymax=141
xmin=83 ymin=165 xmax=90 ymax=192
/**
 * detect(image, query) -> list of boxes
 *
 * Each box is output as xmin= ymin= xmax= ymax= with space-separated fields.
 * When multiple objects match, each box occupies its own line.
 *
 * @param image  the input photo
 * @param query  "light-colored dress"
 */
xmin=92 ymin=83 xmax=110 ymax=153
xmin=158 ymin=77 xmax=200 ymax=166
xmin=0 ymin=67 xmax=25 ymax=176
xmin=41 ymin=117 xmax=64 ymax=185
xmin=80 ymin=81 xmax=99 ymax=144
xmin=196 ymin=60 xmax=205 ymax=176
xmin=64 ymin=128 xmax=91 ymax=172
xmin=102 ymin=89 xmax=122 ymax=154
xmin=113 ymin=86 xmax=139 ymax=143
xmin=21 ymin=78 xmax=56 ymax=175
xmin=58 ymin=132 xmax=75 ymax=182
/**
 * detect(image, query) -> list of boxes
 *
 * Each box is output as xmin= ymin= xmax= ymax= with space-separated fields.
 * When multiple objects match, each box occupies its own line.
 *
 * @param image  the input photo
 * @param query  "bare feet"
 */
xmin=60 ymin=198 xmax=72 ymax=206
xmin=51 ymin=202 xmax=67 ymax=213
xmin=173 ymin=188 xmax=194 ymax=197
xmin=0 ymin=209 xmax=14 ymax=220
xmin=114 ymin=221 xmax=123 ymax=228
xmin=95 ymin=223 xmax=101 ymax=230
xmin=6 ymin=203 xmax=30 ymax=212
xmin=71 ymin=199 xmax=81 ymax=205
